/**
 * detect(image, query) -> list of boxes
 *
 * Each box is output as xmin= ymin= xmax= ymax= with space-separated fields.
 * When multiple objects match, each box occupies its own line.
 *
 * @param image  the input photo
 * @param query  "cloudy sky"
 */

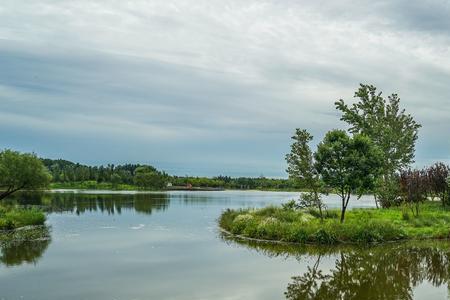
xmin=1 ymin=1 xmax=449 ymax=177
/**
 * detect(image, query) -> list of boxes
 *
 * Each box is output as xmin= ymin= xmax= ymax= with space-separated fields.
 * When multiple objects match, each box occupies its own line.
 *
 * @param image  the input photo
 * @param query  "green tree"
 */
xmin=0 ymin=150 xmax=51 ymax=201
xmin=335 ymin=84 xmax=421 ymax=207
xmin=286 ymin=129 xmax=325 ymax=219
xmin=314 ymin=130 xmax=383 ymax=222
xmin=373 ymin=175 xmax=401 ymax=208
xmin=133 ymin=166 xmax=167 ymax=190
xmin=110 ymin=173 xmax=122 ymax=188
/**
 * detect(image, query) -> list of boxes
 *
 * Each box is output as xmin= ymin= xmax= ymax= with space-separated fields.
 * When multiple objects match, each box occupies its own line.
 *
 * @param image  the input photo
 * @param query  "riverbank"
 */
xmin=219 ymin=202 xmax=450 ymax=244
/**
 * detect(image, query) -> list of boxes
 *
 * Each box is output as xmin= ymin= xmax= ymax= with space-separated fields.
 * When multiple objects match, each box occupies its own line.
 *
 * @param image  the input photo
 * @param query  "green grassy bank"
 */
xmin=0 ymin=207 xmax=46 ymax=230
xmin=219 ymin=202 xmax=450 ymax=244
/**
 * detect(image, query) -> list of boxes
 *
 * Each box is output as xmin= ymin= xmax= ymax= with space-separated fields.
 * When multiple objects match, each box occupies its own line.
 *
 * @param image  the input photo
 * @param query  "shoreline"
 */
xmin=219 ymin=225 xmax=450 ymax=246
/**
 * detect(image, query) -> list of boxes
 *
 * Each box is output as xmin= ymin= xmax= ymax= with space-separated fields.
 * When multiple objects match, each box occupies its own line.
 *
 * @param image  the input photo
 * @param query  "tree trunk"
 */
xmin=0 ymin=186 xmax=24 ymax=201
xmin=315 ymin=190 xmax=323 ymax=221
xmin=340 ymin=206 xmax=346 ymax=223
xmin=340 ymin=192 xmax=351 ymax=223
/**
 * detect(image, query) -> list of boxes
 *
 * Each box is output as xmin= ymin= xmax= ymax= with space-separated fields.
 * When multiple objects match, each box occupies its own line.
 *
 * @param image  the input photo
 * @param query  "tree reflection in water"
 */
xmin=1 ymin=192 xmax=169 ymax=267
xmin=221 ymin=235 xmax=450 ymax=300
xmin=5 ymin=192 xmax=170 ymax=216
xmin=0 ymin=226 xmax=51 ymax=267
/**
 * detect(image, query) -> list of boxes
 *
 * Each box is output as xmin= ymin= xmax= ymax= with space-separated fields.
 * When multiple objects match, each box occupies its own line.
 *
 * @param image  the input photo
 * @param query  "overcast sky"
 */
xmin=1 ymin=1 xmax=449 ymax=177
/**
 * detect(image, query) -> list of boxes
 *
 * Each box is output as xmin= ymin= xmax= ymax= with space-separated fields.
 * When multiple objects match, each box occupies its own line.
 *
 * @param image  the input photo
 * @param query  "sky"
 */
xmin=1 ymin=0 xmax=449 ymax=177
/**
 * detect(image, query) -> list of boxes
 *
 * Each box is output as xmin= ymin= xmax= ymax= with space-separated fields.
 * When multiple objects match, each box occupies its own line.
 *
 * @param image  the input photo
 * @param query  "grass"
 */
xmin=0 ymin=207 xmax=46 ymax=230
xmin=219 ymin=201 xmax=450 ymax=244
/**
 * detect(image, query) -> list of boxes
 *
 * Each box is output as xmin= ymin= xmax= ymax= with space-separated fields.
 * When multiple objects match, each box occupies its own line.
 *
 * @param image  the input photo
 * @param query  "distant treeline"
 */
xmin=170 ymin=175 xmax=302 ymax=190
xmin=41 ymin=158 xmax=302 ymax=190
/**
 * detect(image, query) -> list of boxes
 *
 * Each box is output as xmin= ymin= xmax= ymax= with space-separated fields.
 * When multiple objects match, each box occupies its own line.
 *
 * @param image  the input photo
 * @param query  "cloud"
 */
xmin=0 ymin=0 xmax=449 ymax=176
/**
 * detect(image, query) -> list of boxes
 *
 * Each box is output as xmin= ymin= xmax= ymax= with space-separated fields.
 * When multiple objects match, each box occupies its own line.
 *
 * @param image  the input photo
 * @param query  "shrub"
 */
xmin=313 ymin=228 xmax=337 ymax=244
xmin=0 ymin=208 xmax=46 ymax=230
xmin=401 ymin=204 xmax=411 ymax=221
xmin=282 ymin=200 xmax=297 ymax=211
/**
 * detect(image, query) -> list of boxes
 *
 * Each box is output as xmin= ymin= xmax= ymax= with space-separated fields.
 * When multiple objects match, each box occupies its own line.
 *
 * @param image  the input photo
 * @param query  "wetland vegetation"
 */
xmin=220 ymin=201 xmax=450 ymax=244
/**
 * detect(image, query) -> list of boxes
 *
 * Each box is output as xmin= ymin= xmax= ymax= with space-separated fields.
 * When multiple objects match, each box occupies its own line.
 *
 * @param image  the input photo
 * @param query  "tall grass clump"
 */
xmin=0 ymin=207 xmax=46 ymax=230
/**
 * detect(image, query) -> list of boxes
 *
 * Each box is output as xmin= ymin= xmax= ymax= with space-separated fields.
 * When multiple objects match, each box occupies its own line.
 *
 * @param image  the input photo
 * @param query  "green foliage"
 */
xmin=0 ymin=150 xmax=51 ymax=200
xmin=374 ymin=175 xmax=401 ymax=208
xmin=110 ymin=173 xmax=122 ymax=187
xmin=285 ymin=129 xmax=325 ymax=218
xmin=133 ymin=166 xmax=168 ymax=190
xmin=286 ymin=129 xmax=315 ymax=183
xmin=282 ymin=200 xmax=298 ymax=211
xmin=335 ymin=84 xmax=421 ymax=174
xmin=0 ymin=207 xmax=46 ymax=230
xmin=219 ymin=202 xmax=450 ymax=245
xmin=298 ymin=192 xmax=326 ymax=210
xmin=43 ymin=159 xmax=171 ymax=191
xmin=42 ymin=159 xmax=157 ymax=186
xmin=401 ymin=204 xmax=411 ymax=221
xmin=335 ymin=84 xmax=421 ymax=207
xmin=306 ymin=208 xmax=338 ymax=219
xmin=314 ymin=130 xmax=383 ymax=222
xmin=171 ymin=175 xmax=303 ymax=190
xmin=43 ymin=157 xmax=303 ymax=191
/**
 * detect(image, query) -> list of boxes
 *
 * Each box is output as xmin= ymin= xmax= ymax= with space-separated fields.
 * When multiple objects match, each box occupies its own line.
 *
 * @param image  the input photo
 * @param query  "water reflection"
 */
xmin=2 ymin=192 xmax=169 ymax=266
xmin=0 ymin=227 xmax=51 ymax=267
xmin=222 ymin=236 xmax=450 ymax=299
xmin=5 ymin=192 xmax=170 ymax=215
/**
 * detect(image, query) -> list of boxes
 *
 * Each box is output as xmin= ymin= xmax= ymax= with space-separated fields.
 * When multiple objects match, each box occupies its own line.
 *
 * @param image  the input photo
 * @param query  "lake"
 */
xmin=1 ymin=191 xmax=449 ymax=299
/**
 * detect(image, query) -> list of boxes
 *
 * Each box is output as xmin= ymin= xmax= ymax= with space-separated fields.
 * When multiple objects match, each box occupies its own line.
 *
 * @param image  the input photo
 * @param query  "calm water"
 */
xmin=0 ymin=191 xmax=449 ymax=300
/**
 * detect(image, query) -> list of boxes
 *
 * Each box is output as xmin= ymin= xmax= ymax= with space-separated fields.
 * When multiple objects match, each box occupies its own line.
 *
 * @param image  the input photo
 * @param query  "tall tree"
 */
xmin=133 ymin=166 xmax=167 ymax=190
xmin=335 ymin=84 xmax=421 ymax=207
xmin=285 ymin=129 xmax=324 ymax=219
xmin=314 ymin=130 xmax=383 ymax=222
xmin=0 ymin=150 xmax=51 ymax=200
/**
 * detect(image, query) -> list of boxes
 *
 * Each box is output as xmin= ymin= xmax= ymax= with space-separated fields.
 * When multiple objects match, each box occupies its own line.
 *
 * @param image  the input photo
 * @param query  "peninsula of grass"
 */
xmin=0 ymin=207 xmax=46 ymax=231
xmin=219 ymin=202 xmax=450 ymax=244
